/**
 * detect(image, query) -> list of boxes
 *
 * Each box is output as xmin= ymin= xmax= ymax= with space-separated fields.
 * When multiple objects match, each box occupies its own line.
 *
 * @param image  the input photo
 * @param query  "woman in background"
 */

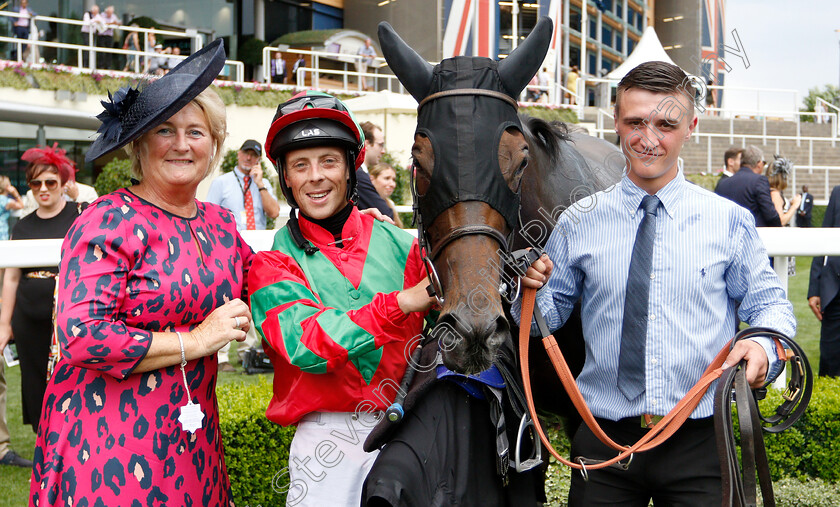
xmin=767 ymin=156 xmax=802 ymax=275
xmin=767 ymin=156 xmax=801 ymax=226
xmin=369 ymin=162 xmax=403 ymax=228
xmin=121 ymin=23 xmax=141 ymax=72
xmin=0 ymin=145 xmax=81 ymax=434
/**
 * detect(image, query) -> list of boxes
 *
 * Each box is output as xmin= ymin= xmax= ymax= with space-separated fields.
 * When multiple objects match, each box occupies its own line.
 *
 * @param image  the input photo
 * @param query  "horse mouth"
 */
xmin=433 ymin=314 xmax=509 ymax=375
xmin=440 ymin=347 xmax=496 ymax=375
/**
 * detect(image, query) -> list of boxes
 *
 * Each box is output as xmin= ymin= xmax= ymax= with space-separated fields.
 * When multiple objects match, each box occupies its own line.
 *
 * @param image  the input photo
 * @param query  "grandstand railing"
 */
xmin=261 ymin=46 xmax=406 ymax=93
xmin=0 ymin=11 xmax=246 ymax=81
xmin=815 ymin=97 xmax=840 ymax=138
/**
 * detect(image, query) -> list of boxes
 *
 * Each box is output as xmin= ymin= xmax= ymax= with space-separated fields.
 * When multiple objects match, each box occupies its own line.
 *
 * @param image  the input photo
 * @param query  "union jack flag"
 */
xmin=442 ymin=0 xmax=497 ymax=58
xmin=700 ymin=0 xmax=726 ymax=85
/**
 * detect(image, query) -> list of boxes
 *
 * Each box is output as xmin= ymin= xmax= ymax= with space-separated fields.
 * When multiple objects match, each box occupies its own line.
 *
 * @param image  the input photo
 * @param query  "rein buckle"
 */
xmin=782 ymin=385 xmax=801 ymax=403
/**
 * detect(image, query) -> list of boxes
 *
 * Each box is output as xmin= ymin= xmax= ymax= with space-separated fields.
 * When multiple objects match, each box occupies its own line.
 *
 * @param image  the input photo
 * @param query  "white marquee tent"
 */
xmin=606 ymin=26 xmax=680 ymax=81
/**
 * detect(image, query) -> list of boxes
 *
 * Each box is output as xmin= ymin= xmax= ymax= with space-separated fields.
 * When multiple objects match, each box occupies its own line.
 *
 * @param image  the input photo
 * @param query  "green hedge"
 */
xmin=218 ymin=376 xmax=295 ymax=505
xmin=94 ymin=157 xmax=133 ymax=195
xmin=216 ymin=377 xmax=840 ymax=505
xmin=761 ymin=376 xmax=840 ymax=483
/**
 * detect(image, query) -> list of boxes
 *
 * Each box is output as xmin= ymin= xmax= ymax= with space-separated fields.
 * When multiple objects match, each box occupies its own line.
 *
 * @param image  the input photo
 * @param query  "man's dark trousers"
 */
xmin=568 ymin=417 xmax=721 ymax=506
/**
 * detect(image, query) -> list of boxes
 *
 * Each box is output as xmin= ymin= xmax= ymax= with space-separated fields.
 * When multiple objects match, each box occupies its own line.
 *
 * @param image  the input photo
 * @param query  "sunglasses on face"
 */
xmin=29 ymin=179 xmax=60 ymax=191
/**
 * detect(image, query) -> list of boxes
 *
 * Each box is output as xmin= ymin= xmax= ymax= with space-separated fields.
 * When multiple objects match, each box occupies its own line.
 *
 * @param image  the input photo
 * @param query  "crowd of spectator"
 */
xmin=4 ymin=2 xmax=190 ymax=74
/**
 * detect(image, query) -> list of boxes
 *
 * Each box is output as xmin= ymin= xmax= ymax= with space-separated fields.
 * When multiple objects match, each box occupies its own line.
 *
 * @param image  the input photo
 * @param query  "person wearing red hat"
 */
xmin=0 ymin=144 xmax=81 ymax=441
xmin=248 ymin=91 xmax=434 ymax=506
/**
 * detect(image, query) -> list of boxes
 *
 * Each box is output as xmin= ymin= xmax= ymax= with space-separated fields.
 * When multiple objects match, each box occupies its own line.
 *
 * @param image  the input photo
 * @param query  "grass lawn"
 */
xmin=789 ymin=256 xmax=821 ymax=366
xmin=0 ymin=256 xmax=825 ymax=505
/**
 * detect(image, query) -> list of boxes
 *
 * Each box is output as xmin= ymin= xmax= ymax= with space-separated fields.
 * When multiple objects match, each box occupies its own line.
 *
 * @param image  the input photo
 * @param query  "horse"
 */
xmin=378 ymin=17 xmax=624 ymax=402
xmin=376 ymin=21 xmax=812 ymax=507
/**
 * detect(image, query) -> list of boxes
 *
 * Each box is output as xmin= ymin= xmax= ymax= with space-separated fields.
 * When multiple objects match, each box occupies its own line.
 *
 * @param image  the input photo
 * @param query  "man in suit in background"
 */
xmin=714 ymin=146 xmax=742 ymax=192
xmin=798 ymin=185 xmax=814 ymax=227
xmin=809 ymin=185 xmax=840 ymax=376
xmin=355 ymin=121 xmax=393 ymax=218
xmin=270 ymin=51 xmax=286 ymax=84
xmin=715 ymin=145 xmax=781 ymax=227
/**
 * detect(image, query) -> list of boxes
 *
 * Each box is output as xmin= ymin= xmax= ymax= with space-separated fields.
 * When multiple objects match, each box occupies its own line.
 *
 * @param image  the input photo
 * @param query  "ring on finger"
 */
xmin=234 ymin=316 xmax=241 ymax=329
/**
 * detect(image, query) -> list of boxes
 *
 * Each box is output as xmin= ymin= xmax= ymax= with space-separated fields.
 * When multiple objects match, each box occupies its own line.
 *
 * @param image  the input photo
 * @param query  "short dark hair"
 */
xmin=724 ymin=146 xmax=742 ymax=166
xmin=360 ymin=121 xmax=382 ymax=145
xmin=616 ymin=61 xmax=695 ymax=117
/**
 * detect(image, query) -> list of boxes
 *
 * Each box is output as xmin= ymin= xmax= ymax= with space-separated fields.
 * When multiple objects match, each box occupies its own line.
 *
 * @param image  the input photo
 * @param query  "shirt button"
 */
xmin=340 ymin=253 xmax=349 ymax=261
xmin=651 ymin=400 xmax=658 ymax=406
xmin=649 ymin=314 xmax=656 ymax=321
xmin=652 ymin=358 xmax=658 ymax=365
xmin=650 ymin=273 xmax=655 ymax=279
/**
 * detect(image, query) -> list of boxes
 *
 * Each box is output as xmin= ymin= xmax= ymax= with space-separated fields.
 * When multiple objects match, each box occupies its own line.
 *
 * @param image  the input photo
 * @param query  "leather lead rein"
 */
xmin=519 ymin=287 xmax=812 ymax=506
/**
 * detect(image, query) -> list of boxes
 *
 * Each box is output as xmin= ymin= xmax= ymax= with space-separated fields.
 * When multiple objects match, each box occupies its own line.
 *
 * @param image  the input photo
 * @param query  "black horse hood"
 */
xmin=378 ymin=17 xmax=553 ymax=231
xmin=416 ymin=57 xmax=523 ymax=230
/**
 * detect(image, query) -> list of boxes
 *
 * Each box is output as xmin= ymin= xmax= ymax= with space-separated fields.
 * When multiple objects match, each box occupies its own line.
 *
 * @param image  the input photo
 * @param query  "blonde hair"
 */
xmin=369 ymin=162 xmax=394 ymax=180
xmin=125 ymin=87 xmax=227 ymax=180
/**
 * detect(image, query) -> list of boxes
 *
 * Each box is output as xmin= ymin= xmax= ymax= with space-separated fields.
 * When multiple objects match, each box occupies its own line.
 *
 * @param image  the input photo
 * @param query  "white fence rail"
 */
xmin=1 ymin=227 xmax=834 ymax=390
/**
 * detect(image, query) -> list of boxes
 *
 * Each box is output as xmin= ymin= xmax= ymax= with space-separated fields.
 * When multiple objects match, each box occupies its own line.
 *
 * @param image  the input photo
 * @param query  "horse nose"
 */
xmin=434 ymin=313 xmax=510 ymax=374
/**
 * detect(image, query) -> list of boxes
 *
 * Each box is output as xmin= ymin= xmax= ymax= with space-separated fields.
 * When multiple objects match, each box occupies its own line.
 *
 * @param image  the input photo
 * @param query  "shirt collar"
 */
xmin=620 ymin=170 xmax=685 ymax=219
xmin=297 ymin=206 xmax=362 ymax=248
xmin=234 ymin=166 xmax=251 ymax=183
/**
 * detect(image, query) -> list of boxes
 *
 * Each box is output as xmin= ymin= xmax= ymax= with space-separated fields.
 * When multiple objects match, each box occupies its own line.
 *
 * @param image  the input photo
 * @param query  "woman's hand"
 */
xmin=360 ymin=207 xmax=395 ymax=225
xmin=189 ymin=299 xmax=251 ymax=358
xmin=0 ymin=322 xmax=12 ymax=354
xmin=790 ymin=193 xmax=802 ymax=209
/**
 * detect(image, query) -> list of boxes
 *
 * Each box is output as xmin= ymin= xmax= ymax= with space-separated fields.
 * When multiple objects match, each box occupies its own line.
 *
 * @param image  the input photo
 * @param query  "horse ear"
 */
xmin=378 ymin=21 xmax=434 ymax=102
xmin=498 ymin=16 xmax=553 ymax=97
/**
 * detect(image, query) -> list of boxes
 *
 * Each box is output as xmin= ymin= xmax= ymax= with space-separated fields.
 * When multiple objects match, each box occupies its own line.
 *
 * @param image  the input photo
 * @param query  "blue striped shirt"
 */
xmin=513 ymin=172 xmax=795 ymax=420
xmin=205 ymin=168 xmax=277 ymax=231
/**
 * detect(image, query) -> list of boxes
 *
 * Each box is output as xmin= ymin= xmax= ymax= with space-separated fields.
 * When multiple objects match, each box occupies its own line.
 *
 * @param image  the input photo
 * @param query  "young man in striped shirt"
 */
xmin=518 ymin=61 xmax=795 ymax=505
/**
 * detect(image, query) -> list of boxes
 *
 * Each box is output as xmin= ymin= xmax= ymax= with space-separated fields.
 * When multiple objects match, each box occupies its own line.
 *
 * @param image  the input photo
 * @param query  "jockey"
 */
xmin=247 ymin=91 xmax=434 ymax=506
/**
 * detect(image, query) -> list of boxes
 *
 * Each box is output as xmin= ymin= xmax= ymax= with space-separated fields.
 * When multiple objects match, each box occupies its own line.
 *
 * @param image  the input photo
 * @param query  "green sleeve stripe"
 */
xmin=250 ymin=280 xmax=327 ymax=374
xmin=316 ymin=311 xmax=381 ymax=384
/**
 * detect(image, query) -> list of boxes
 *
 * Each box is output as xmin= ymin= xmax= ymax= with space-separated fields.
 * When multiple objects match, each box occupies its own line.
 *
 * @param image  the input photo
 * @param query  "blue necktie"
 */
xmin=618 ymin=194 xmax=660 ymax=401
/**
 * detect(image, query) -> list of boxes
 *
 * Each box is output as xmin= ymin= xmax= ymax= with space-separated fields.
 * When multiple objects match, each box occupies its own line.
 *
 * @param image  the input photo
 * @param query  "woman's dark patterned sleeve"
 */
xmin=57 ymin=201 xmax=153 ymax=379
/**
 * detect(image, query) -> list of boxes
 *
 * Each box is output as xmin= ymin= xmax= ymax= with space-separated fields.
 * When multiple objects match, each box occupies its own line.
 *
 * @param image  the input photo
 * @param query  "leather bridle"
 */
xmin=518 ymin=286 xmax=812 ymax=505
xmin=714 ymin=327 xmax=812 ymax=507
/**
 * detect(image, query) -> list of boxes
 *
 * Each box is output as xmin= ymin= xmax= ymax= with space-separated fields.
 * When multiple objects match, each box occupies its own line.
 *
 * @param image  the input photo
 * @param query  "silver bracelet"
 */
xmin=176 ymin=331 xmax=187 ymax=366
xmin=176 ymin=331 xmax=192 ymax=399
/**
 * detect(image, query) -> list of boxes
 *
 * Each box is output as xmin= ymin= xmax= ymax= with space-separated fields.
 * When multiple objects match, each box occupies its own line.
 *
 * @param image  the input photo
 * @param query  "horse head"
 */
xmin=379 ymin=17 xmax=553 ymax=373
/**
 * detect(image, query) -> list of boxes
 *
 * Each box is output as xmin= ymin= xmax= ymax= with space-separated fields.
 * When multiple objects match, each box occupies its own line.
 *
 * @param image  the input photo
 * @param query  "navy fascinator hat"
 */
xmin=86 ymin=39 xmax=226 ymax=162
